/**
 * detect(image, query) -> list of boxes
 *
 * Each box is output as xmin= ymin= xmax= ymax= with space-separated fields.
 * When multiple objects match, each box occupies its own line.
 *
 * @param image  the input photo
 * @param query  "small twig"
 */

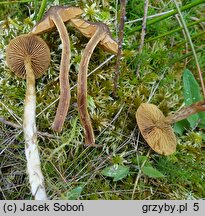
xmin=127 ymin=0 xmax=205 ymax=34
xmin=113 ymin=0 xmax=127 ymax=97
xmin=147 ymin=69 xmax=167 ymax=103
xmin=49 ymin=160 xmax=67 ymax=183
xmin=0 ymin=131 xmax=22 ymax=155
xmin=0 ymin=117 xmax=59 ymax=139
xmin=173 ymin=0 xmax=205 ymax=98
xmin=0 ymin=101 xmax=22 ymax=126
xmin=131 ymin=149 xmax=151 ymax=200
xmin=0 ymin=117 xmax=21 ymax=129
xmin=136 ymin=0 xmax=149 ymax=76
xmin=125 ymin=9 xmax=174 ymax=24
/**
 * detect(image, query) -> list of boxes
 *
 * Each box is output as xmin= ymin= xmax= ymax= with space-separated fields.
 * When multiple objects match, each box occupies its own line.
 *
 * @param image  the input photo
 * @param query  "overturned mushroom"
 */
xmin=70 ymin=18 xmax=118 ymax=54
xmin=32 ymin=6 xmax=83 ymax=132
xmin=136 ymin=101 xmax=205 ymax=155
xmin=6 ymin=34 xmax=50 ymax=200
xmin=70 ymin=19 xmax=118 ymax=145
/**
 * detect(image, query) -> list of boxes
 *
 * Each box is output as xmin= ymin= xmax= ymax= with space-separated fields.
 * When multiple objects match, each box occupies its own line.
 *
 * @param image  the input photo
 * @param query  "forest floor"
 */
xmin=0 ymin=0 xmax=205 ymax=200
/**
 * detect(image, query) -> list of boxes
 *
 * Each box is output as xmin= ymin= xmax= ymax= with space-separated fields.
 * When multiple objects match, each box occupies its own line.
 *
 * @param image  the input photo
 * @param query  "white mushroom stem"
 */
xmin=23 ymin=57 xmax=47 ymax=200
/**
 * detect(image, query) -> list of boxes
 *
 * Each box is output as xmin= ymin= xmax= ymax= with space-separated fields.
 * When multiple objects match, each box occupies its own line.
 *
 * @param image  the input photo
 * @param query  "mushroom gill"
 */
xmin=136 ymin=101 xmax=205 ymax=155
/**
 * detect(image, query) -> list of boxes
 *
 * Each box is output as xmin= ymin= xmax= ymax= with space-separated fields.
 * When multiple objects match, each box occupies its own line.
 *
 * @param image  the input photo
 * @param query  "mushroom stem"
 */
xmin=51 ymin=14 xmax=71 ymax=132
xmin=78 ymin=26 xmax=106 ymax=145
xmin=162 ymin=100 xmax=205 ymax=125
xmin=23 ymin=57 xmax=47 ymax=200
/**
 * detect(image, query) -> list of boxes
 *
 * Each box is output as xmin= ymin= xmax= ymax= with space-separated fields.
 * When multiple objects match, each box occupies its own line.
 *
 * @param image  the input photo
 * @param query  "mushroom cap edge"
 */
xmin=136 ymin=103 xmax=177 ymax=156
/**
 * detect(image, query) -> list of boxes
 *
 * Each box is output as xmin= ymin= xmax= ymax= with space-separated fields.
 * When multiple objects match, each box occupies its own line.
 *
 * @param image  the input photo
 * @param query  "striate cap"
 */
xmin=6 ymin=34 xmax=50 ymax=79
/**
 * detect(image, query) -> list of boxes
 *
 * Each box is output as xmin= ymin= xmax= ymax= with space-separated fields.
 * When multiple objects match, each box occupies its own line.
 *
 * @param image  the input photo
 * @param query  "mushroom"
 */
xmin=136 ymin=100 xmax=205 ymax=155
xmin=32 ymin=6 xmax=83 ymax=132
xmin=70 ymin=18 xmax=118 ymax=54
xmin=6 ymin=34 xmax=50 ymax=200
xmin=70 ymin=19 xmax=118 ymax=145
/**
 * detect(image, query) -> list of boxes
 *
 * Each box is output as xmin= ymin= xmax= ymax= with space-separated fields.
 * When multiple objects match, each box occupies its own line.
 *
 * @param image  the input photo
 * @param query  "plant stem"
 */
xmin=0 ymin=0 xmax=32 ymax=4
xmin=24 ymin=57 xmax=47 ymax=200
xmin=127 ymin=0 xmax=205 ymax=34
xmin=142 ymin=17 xmax=205 ymax=45
xmin=132 ymin=149 xmax=151 ymax=200
xmin=173 ymin=0 xmax=205 ymax=98
xmin=126 ymin=9 xmax=174 ymax=24
xmin=78 ymin=26 xmax=106 ymax=146
xmin=36 ymin=0 xmax=47 ymax=21
xmin=136 ymin=0 xmax=149 ymax=76
xmin=163 ymin=100 xmax=205 ymax=125
xmin=0 ymin=117 xmax=59 ymax=139
xmin=113 ymin=0 xmax=126 ymax=96
xmin=52 ymin=13 xmax=71 ymax=132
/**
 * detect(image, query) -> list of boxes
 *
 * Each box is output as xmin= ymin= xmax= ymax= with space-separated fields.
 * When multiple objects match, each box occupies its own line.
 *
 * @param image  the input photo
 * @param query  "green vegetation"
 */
xmin=1 ymin=0 xmax=205 ymax=200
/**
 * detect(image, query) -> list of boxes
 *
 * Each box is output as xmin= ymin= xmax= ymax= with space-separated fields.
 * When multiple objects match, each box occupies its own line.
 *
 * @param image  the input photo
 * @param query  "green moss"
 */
xmin=1 ymin=0 xmax=205 ymax=200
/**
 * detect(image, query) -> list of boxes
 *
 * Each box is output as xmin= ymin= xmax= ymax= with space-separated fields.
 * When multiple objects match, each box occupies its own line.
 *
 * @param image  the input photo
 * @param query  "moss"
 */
xmin=1 ymin=0 xmax=205 ymax=200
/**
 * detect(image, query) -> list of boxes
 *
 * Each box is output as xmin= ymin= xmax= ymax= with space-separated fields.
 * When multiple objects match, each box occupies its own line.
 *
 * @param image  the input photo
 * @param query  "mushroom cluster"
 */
xmin=6 ymin=5 xmax=118 ymax=199
xmin=136 ymin=100 xmax=205 ymax=155
xmin=32 ymin=6 xmax=118 ymax=146
xmin=32 ymin=6 xmax=83 ymax=132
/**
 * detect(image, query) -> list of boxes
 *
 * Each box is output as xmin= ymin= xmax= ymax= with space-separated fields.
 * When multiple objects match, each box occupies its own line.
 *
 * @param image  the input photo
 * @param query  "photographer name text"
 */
xmin=3 ymin=202 xmax=84 ymax=213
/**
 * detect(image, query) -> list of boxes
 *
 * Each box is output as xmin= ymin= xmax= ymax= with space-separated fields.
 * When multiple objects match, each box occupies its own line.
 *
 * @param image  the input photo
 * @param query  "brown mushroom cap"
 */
xmin=6 ymin=34 xmax=50 ymax=79
xmin=136 ymin=103 xmax=177 ymax=156
xmin=32 ymin=6 xmax=83 ymax=34
xmin=70 ymin=19 xmax=118 ymax=54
